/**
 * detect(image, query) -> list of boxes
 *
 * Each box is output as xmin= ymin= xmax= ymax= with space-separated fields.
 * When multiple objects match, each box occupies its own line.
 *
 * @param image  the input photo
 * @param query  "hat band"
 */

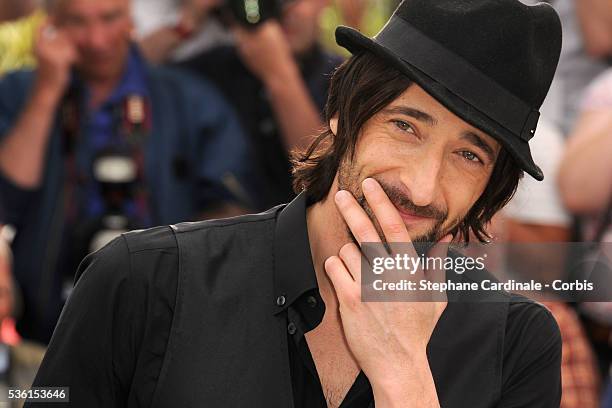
xmin=375 ymin=16 xmax=539 ymax=142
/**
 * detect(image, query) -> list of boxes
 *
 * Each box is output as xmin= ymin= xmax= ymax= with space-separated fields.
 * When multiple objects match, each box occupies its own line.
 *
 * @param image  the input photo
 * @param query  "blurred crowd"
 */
xmin=0 ymin=0 xmax=610 ymax=407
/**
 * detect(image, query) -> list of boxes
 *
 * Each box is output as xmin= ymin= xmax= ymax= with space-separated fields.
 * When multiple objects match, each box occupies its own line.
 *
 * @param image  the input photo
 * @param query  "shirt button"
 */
xmin=259 ymin=118 xmax=276 ymax=136
xmin=276 ymin=295 xmax=286 ymax=306
xmin=306 ymin=296 xmax=318 ymax=308
xmin=287 ymin=322 xmax=297 ymax=335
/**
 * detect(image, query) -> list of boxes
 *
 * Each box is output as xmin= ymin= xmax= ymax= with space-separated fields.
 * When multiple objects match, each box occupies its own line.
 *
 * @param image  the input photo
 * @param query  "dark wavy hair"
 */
xmin=292 ymin=52 xmax=523 ymax=243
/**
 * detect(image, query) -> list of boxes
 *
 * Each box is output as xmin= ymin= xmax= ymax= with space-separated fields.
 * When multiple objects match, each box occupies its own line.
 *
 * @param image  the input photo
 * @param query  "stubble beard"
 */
xmin=336 ymin=159 xmax=459 ymax=245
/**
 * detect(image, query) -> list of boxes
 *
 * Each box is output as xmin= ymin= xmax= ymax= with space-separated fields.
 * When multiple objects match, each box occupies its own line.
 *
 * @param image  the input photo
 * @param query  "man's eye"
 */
xmin=461 ymin=151 xmax=482 ymax=163
xmin=103 ymin=12 xmax=122 ymax=23
xmin=392 ymin=120 xmax=414 ymax=133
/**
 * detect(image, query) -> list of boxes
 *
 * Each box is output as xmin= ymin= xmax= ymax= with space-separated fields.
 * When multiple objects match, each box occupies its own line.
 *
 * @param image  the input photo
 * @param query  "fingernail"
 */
xmin=362 ymin=178 xmax=376 ymax=192
xmin=335 ymin=190 xmax=350 ymax=203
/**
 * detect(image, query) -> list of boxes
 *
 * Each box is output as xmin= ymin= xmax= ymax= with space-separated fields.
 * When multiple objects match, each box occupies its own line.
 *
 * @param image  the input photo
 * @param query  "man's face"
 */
xmin=336 ymin=84 xmax=501 ymax=243
xmin=52 ymin=0 xmax=133 ymax=82
xmin=280 ymin=0 xmax=327 ymax=55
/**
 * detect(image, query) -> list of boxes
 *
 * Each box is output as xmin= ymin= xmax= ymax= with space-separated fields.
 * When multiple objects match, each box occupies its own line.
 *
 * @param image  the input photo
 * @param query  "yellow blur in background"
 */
xmin=0 ymin=9 xmax=45 ymax=76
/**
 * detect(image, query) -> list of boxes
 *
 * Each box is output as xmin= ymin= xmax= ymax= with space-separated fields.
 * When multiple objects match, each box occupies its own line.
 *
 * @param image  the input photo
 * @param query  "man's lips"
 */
xmin=394 ymin=205 xmax=435 ymax=225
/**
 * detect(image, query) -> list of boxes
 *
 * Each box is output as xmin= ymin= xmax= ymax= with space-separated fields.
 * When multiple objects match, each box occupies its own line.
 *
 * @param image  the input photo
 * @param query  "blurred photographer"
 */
xmin=178 ymin=0 xmax=343 ymax=209
xmin=0 ymin=0 xmax=253 ymax=344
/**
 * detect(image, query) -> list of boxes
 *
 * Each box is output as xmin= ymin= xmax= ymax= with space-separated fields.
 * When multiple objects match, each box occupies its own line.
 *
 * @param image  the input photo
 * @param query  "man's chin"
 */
xmin=408 ymin=231 xmax=439 ymax=244
xmin=403 ymin=222 xmax=441 ymax=242
xmin=78 ymin=65 xmax=121 ymax=82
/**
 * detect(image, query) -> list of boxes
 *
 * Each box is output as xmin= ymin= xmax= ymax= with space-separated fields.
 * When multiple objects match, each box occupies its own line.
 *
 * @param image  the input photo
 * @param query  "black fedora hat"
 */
xmin=335 ymin=0 xmax=562 ymax=181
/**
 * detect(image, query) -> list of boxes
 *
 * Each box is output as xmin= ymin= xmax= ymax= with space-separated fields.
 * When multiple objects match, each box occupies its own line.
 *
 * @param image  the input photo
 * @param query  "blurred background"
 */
xmin=0 ymin=0 xmax=610 ymax=406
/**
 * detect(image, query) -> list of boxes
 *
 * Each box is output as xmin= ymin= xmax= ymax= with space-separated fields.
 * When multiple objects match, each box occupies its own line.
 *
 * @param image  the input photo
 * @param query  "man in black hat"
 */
xmin=26 ymin=1 xmax=563 ymax=407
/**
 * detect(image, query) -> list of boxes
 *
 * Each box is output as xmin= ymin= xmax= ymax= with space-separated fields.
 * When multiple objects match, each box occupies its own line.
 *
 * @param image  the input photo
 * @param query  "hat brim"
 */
xmin=336 ymin=26 xmax=544 ymax=181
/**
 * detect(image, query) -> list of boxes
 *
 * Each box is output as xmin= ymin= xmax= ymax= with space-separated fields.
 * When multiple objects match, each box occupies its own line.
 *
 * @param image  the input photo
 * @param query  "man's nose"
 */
xmin=84 ymin=25 xmax=109 ymax=51
xmin=399 ymin=152 xmax=443 ymax=207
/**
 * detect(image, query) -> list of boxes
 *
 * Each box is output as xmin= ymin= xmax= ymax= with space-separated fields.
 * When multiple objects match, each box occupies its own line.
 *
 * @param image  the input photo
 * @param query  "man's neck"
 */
xmin=305 ymin=182 xmax=349 ymax=312
xmin=81 ymin=47 xmax=132 ymax=109
xmin=88 ymin=81 xmax=116 ymax=109
xmin=84 ymin=70 xmax=124 ymax=109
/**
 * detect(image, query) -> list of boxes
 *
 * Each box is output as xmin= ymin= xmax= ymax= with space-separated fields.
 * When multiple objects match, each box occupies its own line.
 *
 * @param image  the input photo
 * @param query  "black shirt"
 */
xmin=287 ymin=289 xmax=374 ymax=407
xmin=177 ymin=46 xmax=343 ymax=210
xmin=27 ymin=192 xmax=562 ymax=407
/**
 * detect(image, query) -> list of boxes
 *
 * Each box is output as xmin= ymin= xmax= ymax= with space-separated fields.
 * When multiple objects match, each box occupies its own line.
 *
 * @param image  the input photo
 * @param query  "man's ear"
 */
xmin=329 ymin=117 xmax=339 ymax=135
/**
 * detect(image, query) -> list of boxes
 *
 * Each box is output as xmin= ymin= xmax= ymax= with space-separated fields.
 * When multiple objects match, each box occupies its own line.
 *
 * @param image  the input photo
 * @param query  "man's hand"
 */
xmin=0 ymin=21 xmax=77 ymax=188
xmin=337 ymin=0 xmax=368 ymax=31
xmin=325 ymin=178 xmax=451 ymax=407
xmin=33 ymin=22 xmax=78 ymax=103
xmin=178 ymin=0 xmax=221 ymax=34
xmin=232 ymin=20 xmax=322 ymax=151
xmin=233 ymin=21 xmax=298 ymax=86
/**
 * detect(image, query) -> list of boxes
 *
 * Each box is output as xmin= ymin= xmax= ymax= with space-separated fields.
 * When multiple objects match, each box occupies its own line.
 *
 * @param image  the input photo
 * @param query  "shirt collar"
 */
xmin=272 ymin=191 xmax=318 ymax=315
xmin=105 ymin=45 xmax=149 ymax=105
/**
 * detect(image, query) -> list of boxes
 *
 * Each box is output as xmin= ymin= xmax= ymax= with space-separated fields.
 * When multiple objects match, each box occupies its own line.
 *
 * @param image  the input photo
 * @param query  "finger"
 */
xmin=38 ymin=22 xmax=72 ymax=49
xmin=360 ymin=179 xmax=418 ymax=273
xmin=36 ymin=21 xmax=53 ymax=44
xmin=324 ymin=256 xmax=358 ymax=304
xmin=361 ymin=178 xmax=411 ymax=244
xmin=335 ymin=190 xmax=381 ymax=245
xmin=338 ymin=243 xmax=363 ymax=283
xmin=231 ymin=25 xmax=247 ymax=43
xmin=336 ymin=244 xmax=382 ymax=304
